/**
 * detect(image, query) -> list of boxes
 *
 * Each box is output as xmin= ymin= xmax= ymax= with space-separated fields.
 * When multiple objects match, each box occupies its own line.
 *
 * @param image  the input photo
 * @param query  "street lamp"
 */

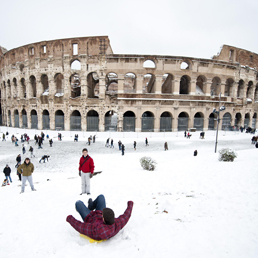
xmin=213 ymin=92 xmax=226 ymax=153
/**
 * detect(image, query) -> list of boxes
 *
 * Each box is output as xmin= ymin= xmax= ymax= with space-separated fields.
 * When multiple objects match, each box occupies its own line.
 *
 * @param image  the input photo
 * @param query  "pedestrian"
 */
xmin=38 ymin=137 xmax=43 ymax=149
xmin=78 ymin=148 xmax=95 ymax=195
xmin=87 ymin=137 xmax=91 ymax=145
xmin=93 ymin=135 xmax=96 ymax=143
xmin=105 ymin=138 xmax=110 ymax=147
xmin=17 ymin=164 xmax=21 ymax=181
xmin=164 ymin=142 xmax=168 ymax=151
xmin=118 ymin=140 xmax=122 ymax=150
xmin=2 ymin=133 xmax=6 ymax=141
xmin=121 ymin=144 xmax=125 ymax=155
xmin=133 ymin=141 xmax=136 ymax=150
xmin=15 ymin=138 xmax=19 ymax=146
xmin=66 ymin=194 xmax=133 ymax=240
xmin=29 ymin=146 xmax=35 ymax=158
xmin=17 ymin=158 xmax=36 ymax=193
xmin=74 ymin=134 xmax=78 ymax=142
xmin=49 ymin=139 xmax=53 ymax=147
xmin=22 ymin=144 xmax=26 ymax=154
xmin=184 ymin=131 xmax=187 ymax=137
xmin=34 ymin=135 xmax=38 ymax=145
xmin=15 ymin=154 xmax=21 ymax=168
xmin=110 ymin=139 xmax=114 ymax=148
xmin=3 ymin=164 xmax=12 ymax=184
xmin=194 ymin=150 xmax=198 ymax=156
xmin=39 ymin=155 xmax=50 ymax=163
xmin=145 ymin=137 xmax=149 ymax=146
xmin=59 ymin=133 xmax=62 ymax=141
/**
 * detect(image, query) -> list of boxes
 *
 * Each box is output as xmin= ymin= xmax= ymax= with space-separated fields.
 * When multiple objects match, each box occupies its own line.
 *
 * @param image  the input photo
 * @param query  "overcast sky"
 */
xmin=1 ymin=0 xmax=257 ymax=59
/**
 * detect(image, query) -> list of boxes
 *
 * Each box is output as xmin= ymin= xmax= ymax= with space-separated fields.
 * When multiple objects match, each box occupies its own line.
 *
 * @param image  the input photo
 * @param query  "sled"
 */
xmin=79 ymin=234 xmax=106 ymax=243
xmin=92 ymin=171 xmax=102 ymax=177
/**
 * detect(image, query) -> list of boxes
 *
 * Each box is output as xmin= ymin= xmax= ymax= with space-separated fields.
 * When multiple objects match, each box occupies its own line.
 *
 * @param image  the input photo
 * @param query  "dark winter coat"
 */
xmin=3 ymin=167 xmax=11 ymax=176
xmin=17 ymin=162 xmax=34 ymax=176
xmin=16 ymin=156 xmax=21 ymax=163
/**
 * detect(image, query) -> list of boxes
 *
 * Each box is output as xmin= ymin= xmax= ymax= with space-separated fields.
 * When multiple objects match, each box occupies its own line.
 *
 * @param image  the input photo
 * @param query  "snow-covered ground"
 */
xmin=0 ymin=127 xmax=258 ymax=258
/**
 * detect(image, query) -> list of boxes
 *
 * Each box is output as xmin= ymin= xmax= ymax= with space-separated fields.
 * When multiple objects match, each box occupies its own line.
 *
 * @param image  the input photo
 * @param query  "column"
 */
xmin=136 ymin=75 xmax=143 ymax=94
xmin=172 ymin=75 xmax=180 ymax=95
xmin=220 ymin=80 xmax=226 ymax=97
xmin=117 ymin=74 xmax=124 ymax=94
xmin=155 ymin=75 xmax=163 ymax=94
xmin=189 ymin=77 xmax=196 ymax=95
xmin=38 ymin=109 xmax=43 ymax=130
xmin=205 ymin=79 xmax=212 ymax=96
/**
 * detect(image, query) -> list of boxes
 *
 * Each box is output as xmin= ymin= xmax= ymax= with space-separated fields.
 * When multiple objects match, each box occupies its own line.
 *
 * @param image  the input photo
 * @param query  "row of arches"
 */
xmin=2 ymin=72 xmax=258 ymax=100
xmin=7 ymin=109 xmax=257 ymax=132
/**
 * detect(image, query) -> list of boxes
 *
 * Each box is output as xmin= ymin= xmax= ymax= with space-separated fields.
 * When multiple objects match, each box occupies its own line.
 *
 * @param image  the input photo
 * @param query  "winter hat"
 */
xmin=102 ymin=208 xmax=115 ymax=225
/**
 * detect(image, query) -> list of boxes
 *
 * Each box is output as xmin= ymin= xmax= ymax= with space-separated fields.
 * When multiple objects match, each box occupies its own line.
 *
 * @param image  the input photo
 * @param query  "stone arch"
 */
xmin=180 ymin=60 xmax=192 ymax=70
xmin=246 ymin=81 xmax=253 ymax=100
xmin=13 ymin=78 xmax=18 ymax=98
xmin=7 ymin=79 xmax=11 ymax=97
xmin=254 ymin=83 xmax=258 ymax=102
xmin=70 ymin=73 xmax=81 ymax=98
xmin=87 ymin=72 xmax=99 ymax=98
xmin=143 ymin=60 xmax=155 ymax=68
xmin=161 ymin=73 xmax=173 ymax=94
xmin=196 ymin=75 xmax=206 ymax=95
xmin=42 ymin=110 xmax=50 ymax=129
xmin=22 ymin=109 xmax=27 ymax=128
xmin=244 ymin=113 xmax=250 ymax=128
xmin=55 ymin=110 xmax=64 ymax=130
xmin=252 ymin=113 xmax=257 ymax=128
xmin=70 ymin=110 xmax=81 ymax=131
xmin=225 ymin=78 xmax=234 ymax=97
xmin=211 ymin=77 xmax=221 ymax=96
xmin=194 ymin=112 xmax=204 ymax=131
xmin=71 ymin=59 xmax=81 ymax=70
xmin=237 ymin=80 xmax=245 ymax=98
xmin=106 ymin=72 xmax=118 ymax=93
xmin=41 ymin=74 xmax=49 ymax=94
xmin=29 ymin=75 xmax=37 ymax=97
xmin=160 ymin=111 xmax=172 ymax=132
xmin=54 ymin=73 xmax=64 ymax=96
xmin=124 ymin=73 xmax=136 ymax=93
xmin=235 ymin=113 xmax=242 ymax=127
xmin=14 ymin=109 xmax=19 ymax=127
xmin=142 ymin=111 xmax=154 ymax=132
xmin=222 ymin=112 xmax=231 ymax=130
xmin=143 ymin=73 xmax=156 ymax=93
xmin=180 ymin=75 xmax=191 ymax=95
xmin=87 ymin=110 xmax=99 ymax=131
xmin=123 ymin=111 xmax=136 ymax=131
xmin=208 ymin=113 xmax=215 ymax=130
xmin=105 ymin=110 xmax=117 ymax=131
xmin=31 ymin=109 xmax=38 ymax=129
xmin=178 ymin=112 xmax=189 ymax=131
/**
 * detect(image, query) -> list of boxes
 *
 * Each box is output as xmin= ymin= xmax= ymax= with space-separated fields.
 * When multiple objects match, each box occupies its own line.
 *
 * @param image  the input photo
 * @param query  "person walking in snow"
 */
xmin=15 ymin=154 xmax=21 ymax=168
xmin=133 ymin=141 xmax=136 ymax=150
xmin=29 ymin=146 xmax=35 ymax=158
xmin=3 ymin=164 xmax=12 ymax=184
xmin=110 ymin=139 xmax=114 ymax=148
xmin=105 ymin=138 xmax=110 ymax=147
xmin=17 ymin=158 xmax=36 ymax=193
xmin=145 ymin=137 xmax=149 ymax=146
xmin=164 ymin=142 xmax=168 ymax=151
xmin=66 ymin=194 xmax=133 ymax=240
xmin=121 ymin=144 xmax=125 ymax=156
xmin=49 ymin=139 xmax=53 ymax=147
xmin=22 ymin=144 xmax=26 ymax=154
xmin=93 ymin=135 xmax=96 ymax=143
xmin=78 ymin=148 xmax=95 ymax=195
xmin=2 ymin=133 xmax=6 ymax=141
xmin=118 ymin=140 xmax=122 ymax=150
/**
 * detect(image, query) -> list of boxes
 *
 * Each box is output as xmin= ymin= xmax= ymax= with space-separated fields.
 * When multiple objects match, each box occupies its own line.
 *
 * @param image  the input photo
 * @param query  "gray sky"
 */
xmin=1 ymin=0 xmax=257 ymax=59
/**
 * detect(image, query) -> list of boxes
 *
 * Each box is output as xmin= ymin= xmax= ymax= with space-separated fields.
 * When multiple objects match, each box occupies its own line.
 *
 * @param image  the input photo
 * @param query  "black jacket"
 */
xmin=3 ymin=167 xmax=11 ymax=176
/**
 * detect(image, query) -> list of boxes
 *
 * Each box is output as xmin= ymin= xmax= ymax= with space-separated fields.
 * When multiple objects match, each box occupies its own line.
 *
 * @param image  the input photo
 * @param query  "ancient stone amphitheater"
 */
xmin=0 ymin=36 xmax=257 ymax=132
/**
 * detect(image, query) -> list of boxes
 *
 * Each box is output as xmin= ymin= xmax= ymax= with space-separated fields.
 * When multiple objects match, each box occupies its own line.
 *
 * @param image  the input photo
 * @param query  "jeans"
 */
xmin=75 ymin=194 xmax=106 ymax=221
xmin=5 ymin=175 xmax=12 ymax=183
xmin=21 ymin=175 xmax=35 ymax=192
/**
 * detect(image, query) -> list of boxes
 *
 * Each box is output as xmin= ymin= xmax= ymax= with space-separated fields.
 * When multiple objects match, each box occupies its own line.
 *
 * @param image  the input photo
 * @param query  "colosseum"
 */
xmin=0 ymin=36 xmax=258 ymax=132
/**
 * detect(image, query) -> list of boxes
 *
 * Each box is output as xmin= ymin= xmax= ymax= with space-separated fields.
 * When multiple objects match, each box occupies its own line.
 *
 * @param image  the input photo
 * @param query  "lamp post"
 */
xmin=213 ymin=92 xmax=226 ymax=153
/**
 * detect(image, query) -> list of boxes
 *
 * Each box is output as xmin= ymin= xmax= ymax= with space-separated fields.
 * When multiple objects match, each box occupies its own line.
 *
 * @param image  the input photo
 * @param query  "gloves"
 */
xmin=79 ymin=171 xmax=81 ymax=176
xmin=90 ymin=174 xmax=93 ymax=178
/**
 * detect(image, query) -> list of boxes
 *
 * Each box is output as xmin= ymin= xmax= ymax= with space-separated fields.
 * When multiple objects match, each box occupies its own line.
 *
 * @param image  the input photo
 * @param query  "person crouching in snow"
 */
xmin=66 ymin=194 xmax=133 ymax=241
xmin=39 ymin=155 xmax=50 ymax=163
xmin=2 ymin=179 xmax=8 ymax=187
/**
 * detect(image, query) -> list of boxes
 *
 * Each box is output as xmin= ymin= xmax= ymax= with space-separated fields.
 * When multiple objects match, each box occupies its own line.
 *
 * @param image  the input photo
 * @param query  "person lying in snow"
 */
xmin=66 ymin=194 xmax=133 ymax=240
xmin=39 ymin=155 xmax=50 ymax=163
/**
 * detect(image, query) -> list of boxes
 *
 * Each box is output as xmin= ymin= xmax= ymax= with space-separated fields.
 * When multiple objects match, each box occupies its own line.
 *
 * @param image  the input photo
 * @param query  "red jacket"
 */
xmin=66 ymin=201 xmax=133 ymax=240
xmin=79 ymin=155 xmax=94 ymax=174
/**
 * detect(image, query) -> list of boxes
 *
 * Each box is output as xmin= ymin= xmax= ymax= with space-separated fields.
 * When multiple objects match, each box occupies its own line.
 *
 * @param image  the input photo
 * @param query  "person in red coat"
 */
xmin=66 ymin=194 xmax=133 ymax=240
xmin=79 ymin=148 xmax=95 ymax=195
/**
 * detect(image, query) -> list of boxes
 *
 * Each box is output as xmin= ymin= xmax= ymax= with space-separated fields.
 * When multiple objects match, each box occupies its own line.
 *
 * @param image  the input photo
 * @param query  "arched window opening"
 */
xmin=31 ymin=110 xmax=38 ymax=129
xmin=208 ymin=113 xmax=215 ymax=130
xmin=22 ymin=109 xmax=27 ymax=128
xmin=237 ymin=80 xmax=244 ymax=98
xmin=252 ymin=113 xmax=257 ymax=128
xmin=29 ymin=76 xmax=37 ymax=97
xmin=105 ymin=111 xmax=117 ymax=131
xmin=87 ymin=110 xmax=99 ymax=131
xmin=255 ymin=84 xmax=258 ymax=102
xmin=160 ymin=112 xmax=172 ymax=132
xmin=225 ymin=78 xmax=234 ymax=97
xmin=71 ymin=60 xmax=81 ymax=70
xmin=124 ymin=73 xmax=136 ymax=93
xmin=106 ymin=73 xmax=118 ymax=94
xmin=43 ymin=110 xmax=50 ymax=129
xmin=211 ymin=77 xmax=221 ymax=96
xmin=70 ymin=110 xmax=81 ymax=131
xmin=123 ymin=111 xmax=136 ymax=132
xmin=178 ymin=112 xmax=189 ymax=131
xmin=55 ymin=110 xmax=64 ymax=130
xmin=143 ymin=60 xmax=155 ymax=69
xmin=244 ymin=113 xmax=250 ymax=128
xmin=235 ymin=113 xmax=242 ymax=128
xmin=246 ymin=81 xmax=253 ymax=101
xmin=143 ymin=74 xmax=156 ymax=93
xmin=194 ymin=112 xmax=204 ymax=131
xmin=70 ymin=73 xmax=81 ymax=98
xmin=21 ymin=78 xmax=26 ymax=98
xmin=13 ymin=78 xmax=17 ymax=98
xmin=14 ymin=110 xmax=19 ymax=127
xmin=196 ymin=76 xmax=206 ymax=95
xmin=7 ymin=80 xmax=11 ymax=98
xmin=87 ymin=72 xmax=99 ymax=98
xmin=41 ymin=74 xmax=49 ymax=95
xmin=142 ymin=111 xmax=154 ymax=132
xmin=180 ymin=75 xmax=190 ymax=95
xmin=162 ymin=74 xmax=173 ymax=94
xmin=54 ymin=73 xmax=64 ymax=97
xmin=222 ymin=113 xmax=231 ymax=130
xmin=8 ymin=110 xmax=12 ymax=127
xmin=180 ymin=62 xmax=189 ymax=70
